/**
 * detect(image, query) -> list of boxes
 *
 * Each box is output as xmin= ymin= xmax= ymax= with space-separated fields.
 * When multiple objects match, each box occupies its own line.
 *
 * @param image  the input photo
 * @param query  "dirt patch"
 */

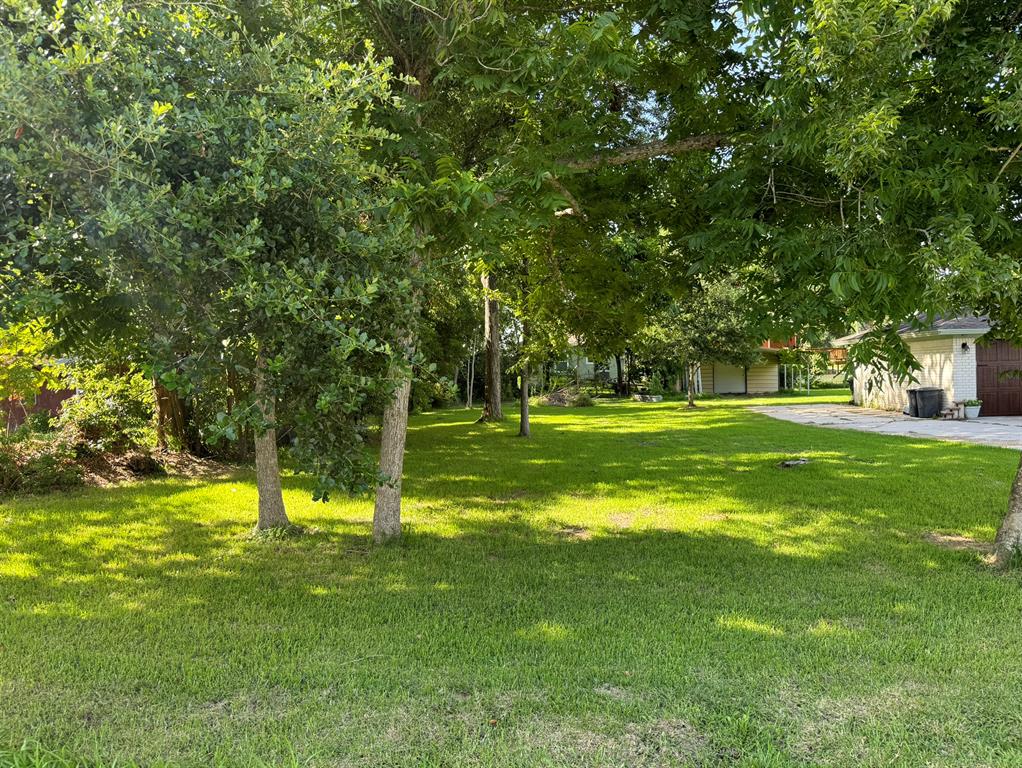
xmin=608 ymin=513 xmax=634 ymax=529
xmin=156 ymin=451 xmax=234 ymax=479
xmin=593 ymin=683 xmax=632 ymax=701
xmin=556 ymin=525 xmax=592 ymax=541
xmin=534 ymin=717 xmax=711 ymax=766
xmin=923 ymin=531 xmax=992 ymax=554
xmin=83 ymin=451 xmax=232 ymax=487
xmin=791 ymin=681 xmax=934 ymax=762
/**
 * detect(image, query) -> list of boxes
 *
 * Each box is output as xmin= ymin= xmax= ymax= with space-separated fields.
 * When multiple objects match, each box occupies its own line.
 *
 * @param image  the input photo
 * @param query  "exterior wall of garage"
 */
xmin=747 ymin=362 xmax=780 ymax=393
xmin=851 ymin=335 xmax=979 ymax=411
xmin=698 ymin=364 xmax=714 ymax=394
xmin=697 ymin=360 xmax=779 ymax=395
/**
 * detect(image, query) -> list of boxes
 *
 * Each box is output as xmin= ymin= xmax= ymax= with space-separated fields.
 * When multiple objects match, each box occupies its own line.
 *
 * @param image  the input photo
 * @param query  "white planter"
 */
xmin=964 ymin=405 xmax=981 ymax=419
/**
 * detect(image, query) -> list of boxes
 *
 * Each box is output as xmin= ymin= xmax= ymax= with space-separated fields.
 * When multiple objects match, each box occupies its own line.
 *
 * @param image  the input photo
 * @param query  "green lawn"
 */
xmin=3 ymin=392 xmax=1022 ymax=768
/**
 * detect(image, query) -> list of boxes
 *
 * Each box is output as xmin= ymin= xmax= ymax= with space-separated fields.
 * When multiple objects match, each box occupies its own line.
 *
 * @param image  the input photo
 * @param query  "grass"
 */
xmin=2 ymin=391 xmax=1022 ymax=767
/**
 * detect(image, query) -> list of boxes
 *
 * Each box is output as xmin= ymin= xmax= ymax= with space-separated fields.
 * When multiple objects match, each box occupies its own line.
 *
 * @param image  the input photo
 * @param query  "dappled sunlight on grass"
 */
xmin=2 ymin=392 xmax=1021 ymax=767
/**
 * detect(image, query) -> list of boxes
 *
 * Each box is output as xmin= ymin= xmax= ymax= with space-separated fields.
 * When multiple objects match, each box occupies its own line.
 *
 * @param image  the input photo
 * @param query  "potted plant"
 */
xmin=963 ymin=399 xmax=982 ymax=419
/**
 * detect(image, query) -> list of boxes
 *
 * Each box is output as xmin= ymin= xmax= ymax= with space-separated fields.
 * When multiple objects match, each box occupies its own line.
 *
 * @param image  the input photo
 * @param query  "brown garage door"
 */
xmin=977 ymin=340 xmax=1022 ymax=416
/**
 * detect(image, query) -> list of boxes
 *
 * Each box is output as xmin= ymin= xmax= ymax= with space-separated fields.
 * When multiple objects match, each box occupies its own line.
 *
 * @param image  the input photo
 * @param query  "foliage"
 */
xmin=0 ymin=321 xmax=65 ymax=414
xmin=57 ymin=365 xmax=155 ymax=453
xmin=1 ymin=0 xmax=417 ymax=500
xmin=569 ymin=391 xmax=596 ymax=407
xmin=0 ymin=433 xmax=81 ymax=494
xmin=645 ymin=374 xmax=665 ymax=397
xmin=635 ymin=277 xmax=765 ymax=374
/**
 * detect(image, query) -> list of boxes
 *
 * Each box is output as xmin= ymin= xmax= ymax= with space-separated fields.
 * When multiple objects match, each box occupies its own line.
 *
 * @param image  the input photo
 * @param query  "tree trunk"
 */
xmin=478 ymin=273 xmax=503 ymax=421
xmin=154 ymin=378 xmax=167 ymax=450
xmin=466 ymin=352 xmax=475 ymax=408
xmin=687 ymin=362 xmax=698 ymax=408
xmin=673 ymin=373 xmax=683 ymax=394
xmin=615 ymin=354 xmax=624 ymax=396
xmin=374 ymin=373 xmax=412 ymax=543
xmin=519 ymin=321 xmax=530 ymax=438
xmin=519 ymin=367 xmax=530 ymax=437
xmin=253 ymin=353 xmax=290 ymax=530
xmin=372 ymin=234 xmax=423 ymax=544
xmin=154 ymin=379 xmax=187 ymax=451
xmin=994 ymin=454 xmax=1022 ymax=567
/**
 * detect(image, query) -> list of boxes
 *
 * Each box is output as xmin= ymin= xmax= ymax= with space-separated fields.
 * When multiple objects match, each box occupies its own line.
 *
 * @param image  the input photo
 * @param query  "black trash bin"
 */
xmin=915 ymin=387 xmax=943 ymax=418
xmin=907 ymin=388 xmax=919 ymax=417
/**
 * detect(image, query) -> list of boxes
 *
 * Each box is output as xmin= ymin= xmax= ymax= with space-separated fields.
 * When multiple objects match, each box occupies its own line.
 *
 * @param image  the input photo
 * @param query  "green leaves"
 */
xmin=1 ymin=0 xmax=418 ymax=499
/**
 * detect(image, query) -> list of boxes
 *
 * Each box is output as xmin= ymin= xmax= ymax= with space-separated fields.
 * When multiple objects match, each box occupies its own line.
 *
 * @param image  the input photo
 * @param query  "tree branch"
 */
xmin=561 ymin=134 xmax=728 ymax=171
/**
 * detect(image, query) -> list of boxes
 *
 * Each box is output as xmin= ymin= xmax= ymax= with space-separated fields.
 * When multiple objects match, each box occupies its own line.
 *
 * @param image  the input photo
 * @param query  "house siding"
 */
xmin=747 ymin=362 xmax=779 ymax=393
xmin=699 ymin=365 xmax=714 ymax=394
xmin=852 ymin=335 xmax=980 ymax=411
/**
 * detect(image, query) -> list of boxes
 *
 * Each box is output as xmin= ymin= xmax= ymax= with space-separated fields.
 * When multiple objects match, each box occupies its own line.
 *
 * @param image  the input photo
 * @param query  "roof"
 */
xmin=833 ymin=314 xmax=990 ymax=347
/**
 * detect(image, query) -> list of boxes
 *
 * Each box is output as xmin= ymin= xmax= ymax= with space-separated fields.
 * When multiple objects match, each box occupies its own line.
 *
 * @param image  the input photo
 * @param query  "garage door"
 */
xmin=977 ymin=340 xmax=1022 ymax=416
xmin=713 ymin=364 xmax=747 ymax=394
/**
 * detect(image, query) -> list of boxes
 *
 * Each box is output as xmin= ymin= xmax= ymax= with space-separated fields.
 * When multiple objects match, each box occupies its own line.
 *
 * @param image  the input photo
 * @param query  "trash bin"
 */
xmin=907 ymin=388 xmax=919 ymax=417
xmin=915 ymin=387 xmax=943 ymax=418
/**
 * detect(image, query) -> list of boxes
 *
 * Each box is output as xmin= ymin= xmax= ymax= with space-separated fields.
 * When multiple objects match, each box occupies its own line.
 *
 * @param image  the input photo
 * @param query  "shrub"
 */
xmin=570 ymin=392 xmax=595 ymax=407
xmin=58 ymin=365 xmax=155 ymax=452
xmin=410 ymin=376 xmax=459 ymax=412
xmin=0 ymin=434 xmax=82 ymax=494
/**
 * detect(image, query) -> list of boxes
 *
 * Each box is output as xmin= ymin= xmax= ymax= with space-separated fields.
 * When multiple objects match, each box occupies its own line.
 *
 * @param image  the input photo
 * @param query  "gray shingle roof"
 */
xmin=833 ymin=314 xmax=990 ymax=346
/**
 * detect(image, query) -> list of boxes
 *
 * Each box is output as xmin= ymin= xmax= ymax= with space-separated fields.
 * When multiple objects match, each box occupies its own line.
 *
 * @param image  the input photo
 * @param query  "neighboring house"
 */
xmin=554 ymin=340 xmax=799 ymax=395
xmin=834 ymin=315 xmax=1022 ymax=416
xmin=2 ymin=384 xmax=76 ymax=432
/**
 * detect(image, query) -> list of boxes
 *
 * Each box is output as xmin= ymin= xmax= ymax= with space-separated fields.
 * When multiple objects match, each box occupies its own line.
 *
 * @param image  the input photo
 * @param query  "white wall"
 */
xmin=851 ymin=335 xmax=979 ymax=411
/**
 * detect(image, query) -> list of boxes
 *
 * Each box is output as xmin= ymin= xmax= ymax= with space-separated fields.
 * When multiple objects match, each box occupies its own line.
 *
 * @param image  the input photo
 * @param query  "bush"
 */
xmin=58 ymin=365 xmax=155 ymax=452
xmin=410 ymin=376 xmax=459 ymax=412
xmin=0 ymin=434 xmax=82 ymax=494
xmin=570 ymin=391 xmax=595 ymax=407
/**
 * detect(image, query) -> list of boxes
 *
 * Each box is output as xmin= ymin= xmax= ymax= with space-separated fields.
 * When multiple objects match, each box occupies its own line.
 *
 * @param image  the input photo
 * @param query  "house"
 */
xmin=2 ymin=384 xmax=76 ymax=432
xmin=834 ymin=315 xmax=1022 ymax=416
xmin=553 ymin=340 xmax=798 ymax=395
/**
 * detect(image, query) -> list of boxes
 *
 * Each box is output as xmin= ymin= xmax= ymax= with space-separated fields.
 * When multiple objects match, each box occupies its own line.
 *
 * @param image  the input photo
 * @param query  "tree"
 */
xmin=688 ymin=0 xmax=1022 ymax=563
xmin=1 ymin=0 xmax=415 ymax=529
xmin=636 ymin=278 xmax=765 ymax=408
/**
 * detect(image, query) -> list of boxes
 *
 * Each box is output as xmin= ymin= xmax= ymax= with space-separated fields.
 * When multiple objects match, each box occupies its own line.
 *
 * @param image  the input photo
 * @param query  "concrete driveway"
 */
xmin=751 ymin=404 xmax=1022 ymax=449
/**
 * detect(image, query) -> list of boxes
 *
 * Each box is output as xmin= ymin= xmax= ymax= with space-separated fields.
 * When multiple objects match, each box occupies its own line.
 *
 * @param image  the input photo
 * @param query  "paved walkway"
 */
xmin=751 ymin=404 xmax=1022 ymax=449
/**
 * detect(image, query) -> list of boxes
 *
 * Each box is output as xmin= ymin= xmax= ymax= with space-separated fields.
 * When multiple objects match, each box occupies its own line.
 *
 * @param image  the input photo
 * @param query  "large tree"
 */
xmin=1 ymin=0 xmax=415 ymax=528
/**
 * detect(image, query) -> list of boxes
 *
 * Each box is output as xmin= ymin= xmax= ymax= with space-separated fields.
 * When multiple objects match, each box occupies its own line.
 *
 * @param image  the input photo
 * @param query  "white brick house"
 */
xmin=835 ymin=316 xmax=1022 ymax=416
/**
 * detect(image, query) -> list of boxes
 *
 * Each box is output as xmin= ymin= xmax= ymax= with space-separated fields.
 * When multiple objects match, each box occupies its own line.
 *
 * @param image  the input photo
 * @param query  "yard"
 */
xmin=2 ymin=392 xmax=1021 ymax=768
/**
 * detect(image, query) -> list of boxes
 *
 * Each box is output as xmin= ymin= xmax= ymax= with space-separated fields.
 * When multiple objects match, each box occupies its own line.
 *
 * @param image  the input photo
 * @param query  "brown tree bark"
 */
xmin=519 ymin=321 xmax=531 ymax=438
xmin=154 ymin=379 xmax=187 ymax=451
xmin=561 ymin=134 xmax=728 ymax=171
xmin=615 ymin=354 xmax=624 ymax=396
xmin=994 ymin=454 xmax=1022 ymax=567
xmin=371 ymin=232 xmax=424 ymax=543
xmin=478 ymin=273 xmax=503 ymax=421
xmin=686 ymin=362 xmax=698 ymax=408
xmin=154 ymin=378 xmax=167 ymax=450
xmin=253 ymin=353 xmax=290 ymax=530
xmin=374 ymin=372 xmax=412 ymax=543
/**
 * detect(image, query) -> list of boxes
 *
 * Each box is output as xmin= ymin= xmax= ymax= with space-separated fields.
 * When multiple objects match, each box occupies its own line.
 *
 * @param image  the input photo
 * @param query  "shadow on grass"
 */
xmin=1 ymin=399 xmax=1020 ymax=766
